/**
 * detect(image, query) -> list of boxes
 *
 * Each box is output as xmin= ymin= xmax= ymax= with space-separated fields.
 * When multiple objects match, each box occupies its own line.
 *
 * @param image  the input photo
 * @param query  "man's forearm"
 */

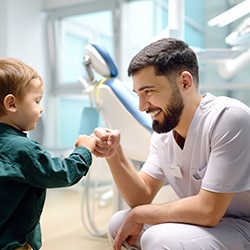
xmin=129 ymin=190 xmax=233 ymax=227
xmin=106 ymin=145 xmax=152 ymax=207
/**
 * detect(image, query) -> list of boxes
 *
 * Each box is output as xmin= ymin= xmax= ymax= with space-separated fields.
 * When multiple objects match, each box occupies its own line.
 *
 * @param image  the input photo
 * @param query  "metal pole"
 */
xmin=168 ymin=0 xmax=184 ymax=39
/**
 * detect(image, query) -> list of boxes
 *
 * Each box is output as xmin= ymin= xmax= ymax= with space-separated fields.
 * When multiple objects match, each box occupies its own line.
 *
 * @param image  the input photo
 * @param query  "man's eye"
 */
xmin=145 ymin=89 xmax=153 ymax=95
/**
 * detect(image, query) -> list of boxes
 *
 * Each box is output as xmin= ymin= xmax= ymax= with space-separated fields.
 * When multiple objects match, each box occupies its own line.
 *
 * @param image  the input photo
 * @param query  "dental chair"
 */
xmin=80 ymin=43 xmax=153 ymax=237
xmin=83 ymin=43 xmax=153 ymax=162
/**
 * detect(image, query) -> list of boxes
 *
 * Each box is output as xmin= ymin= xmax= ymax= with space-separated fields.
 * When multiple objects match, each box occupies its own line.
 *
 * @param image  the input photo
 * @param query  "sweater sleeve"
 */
xmin=13 ymin=139 xmax=93 ymax=188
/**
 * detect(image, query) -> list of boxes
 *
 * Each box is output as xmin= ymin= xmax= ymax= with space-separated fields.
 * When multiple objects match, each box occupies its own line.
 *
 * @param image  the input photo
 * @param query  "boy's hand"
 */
xmin=75 ymin=135 xmax=96 ymax=153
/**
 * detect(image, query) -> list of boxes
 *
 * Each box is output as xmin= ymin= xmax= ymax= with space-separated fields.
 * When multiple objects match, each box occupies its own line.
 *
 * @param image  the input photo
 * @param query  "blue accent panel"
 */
xmin=91 ymin=43 xmax=118 ymax=77
xmin=78 ymin=107 xmax=99 ymax=135
xmin=104 ymin=78 xmax=153 ymax=132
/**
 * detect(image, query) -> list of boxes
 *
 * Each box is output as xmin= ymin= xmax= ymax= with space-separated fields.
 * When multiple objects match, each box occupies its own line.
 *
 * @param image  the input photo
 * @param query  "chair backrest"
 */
xmin=83 ymin=43 xmax=152 ymax=162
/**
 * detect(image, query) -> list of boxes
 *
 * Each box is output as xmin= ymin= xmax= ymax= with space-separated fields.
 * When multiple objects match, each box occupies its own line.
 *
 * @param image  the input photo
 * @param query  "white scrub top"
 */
xmin=142 ymin=93 xmax=250 ymax=218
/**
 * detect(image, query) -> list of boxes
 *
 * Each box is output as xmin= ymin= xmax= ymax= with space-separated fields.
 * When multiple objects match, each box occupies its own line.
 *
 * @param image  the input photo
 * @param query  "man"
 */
xmin=92 ymin=38 xmax=250 ymax=250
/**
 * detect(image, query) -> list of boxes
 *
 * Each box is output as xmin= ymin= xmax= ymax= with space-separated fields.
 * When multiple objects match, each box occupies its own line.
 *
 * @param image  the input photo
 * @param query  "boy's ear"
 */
xmin=3 ymin=94 xmax=17 ymax=112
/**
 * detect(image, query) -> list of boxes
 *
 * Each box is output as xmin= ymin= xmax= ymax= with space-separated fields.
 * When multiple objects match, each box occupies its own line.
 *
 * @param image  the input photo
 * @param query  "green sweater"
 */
xmin=0 ymin=123 xmax=92 ymax=250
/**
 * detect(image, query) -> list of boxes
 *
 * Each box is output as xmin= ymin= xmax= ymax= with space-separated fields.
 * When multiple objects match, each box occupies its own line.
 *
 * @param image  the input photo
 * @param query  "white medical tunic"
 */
xmin=142 ymin=93 xmax=250 ymax=218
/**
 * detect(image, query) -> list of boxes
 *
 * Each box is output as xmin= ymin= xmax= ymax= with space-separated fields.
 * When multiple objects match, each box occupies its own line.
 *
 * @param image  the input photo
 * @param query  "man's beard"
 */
xmin=152 ymin=88 xmax=184 ymax=134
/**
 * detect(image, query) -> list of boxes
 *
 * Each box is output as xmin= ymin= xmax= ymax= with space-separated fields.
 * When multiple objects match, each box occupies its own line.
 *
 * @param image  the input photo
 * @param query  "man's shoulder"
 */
xmin=202 ymin=93 xmax=250 ymax=111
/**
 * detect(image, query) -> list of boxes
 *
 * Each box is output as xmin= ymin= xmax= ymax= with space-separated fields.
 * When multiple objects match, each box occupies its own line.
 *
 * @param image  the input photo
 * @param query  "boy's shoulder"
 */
xmin=0 ymin=123 xmax=40 ymax=149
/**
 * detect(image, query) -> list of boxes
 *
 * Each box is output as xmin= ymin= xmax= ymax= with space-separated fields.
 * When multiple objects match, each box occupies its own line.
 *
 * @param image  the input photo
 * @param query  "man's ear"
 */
xmin=180 ymin=71 xmax=193 ymax=91
xmin=3 ymin=94 xmax=17 ymax=112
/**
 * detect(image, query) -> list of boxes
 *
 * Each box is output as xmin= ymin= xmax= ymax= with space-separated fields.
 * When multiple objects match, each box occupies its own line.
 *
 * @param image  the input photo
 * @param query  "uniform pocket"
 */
xmin=192 ymin=166 xmax=207 ymax=181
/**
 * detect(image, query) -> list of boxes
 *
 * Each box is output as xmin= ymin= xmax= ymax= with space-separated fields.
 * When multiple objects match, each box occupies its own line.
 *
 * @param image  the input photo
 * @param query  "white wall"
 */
xmin=42 ymin=0 xmax=96 ymax=10
xmin=0 ymin=0 xmax=8 ymax=56
xmin=0 ymin=0 xmax=46 ymax=79
xmin=0 ymin=0 xmax=49 ymax=143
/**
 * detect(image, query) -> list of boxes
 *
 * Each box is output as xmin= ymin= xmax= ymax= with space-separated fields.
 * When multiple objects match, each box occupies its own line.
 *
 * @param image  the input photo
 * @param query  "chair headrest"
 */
xmin=84 ymin=43 xmax=118 ymax=77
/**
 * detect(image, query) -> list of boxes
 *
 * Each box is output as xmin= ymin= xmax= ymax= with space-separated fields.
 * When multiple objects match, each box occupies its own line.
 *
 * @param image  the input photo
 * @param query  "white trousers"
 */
xmin=108 ymin=209 xmax=250 ymax=250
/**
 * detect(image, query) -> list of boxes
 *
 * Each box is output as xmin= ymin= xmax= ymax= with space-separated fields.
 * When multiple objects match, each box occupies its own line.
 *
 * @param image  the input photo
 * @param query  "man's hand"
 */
xmin=113 ymin=209 xmax=143 ymax=250
xmin=91 ymin=127 xmax=121 ymax=158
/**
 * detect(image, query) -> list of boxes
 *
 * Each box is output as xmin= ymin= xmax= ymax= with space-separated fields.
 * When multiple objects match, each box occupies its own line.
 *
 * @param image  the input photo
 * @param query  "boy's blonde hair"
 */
xmin=0 ymin=58 xmax=43 ymax=116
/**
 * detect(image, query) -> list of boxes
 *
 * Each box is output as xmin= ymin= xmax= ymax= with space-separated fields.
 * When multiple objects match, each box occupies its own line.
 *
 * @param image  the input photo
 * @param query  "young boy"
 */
xmin=0 ymin=58 xmax=96 ymax=250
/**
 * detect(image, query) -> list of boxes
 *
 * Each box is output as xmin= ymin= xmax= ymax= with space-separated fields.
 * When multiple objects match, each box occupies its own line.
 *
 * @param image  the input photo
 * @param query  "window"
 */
xmin=45 ymin=4 xmax=115 ymax=148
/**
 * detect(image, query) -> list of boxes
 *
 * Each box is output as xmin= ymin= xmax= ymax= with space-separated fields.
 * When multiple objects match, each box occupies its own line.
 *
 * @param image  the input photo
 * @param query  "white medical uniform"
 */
xmin=108 ymin=93 xmax=250 ymax=249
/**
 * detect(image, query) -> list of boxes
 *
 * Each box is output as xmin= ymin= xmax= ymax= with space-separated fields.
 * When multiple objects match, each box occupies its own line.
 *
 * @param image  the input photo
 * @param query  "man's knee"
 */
xmin=140 ymin=221 xmax=246 ymax=250
xmin=140 ymin=225 xmax=172 ymax=250
xmin=107 ymin=209 xmax=130 ymax=243
xmin=140 ymin=223 xmax=190 ymax=250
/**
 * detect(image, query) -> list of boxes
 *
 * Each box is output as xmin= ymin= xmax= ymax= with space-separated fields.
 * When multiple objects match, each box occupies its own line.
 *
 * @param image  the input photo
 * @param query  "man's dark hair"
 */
xmin=128 ymin=38 xmax=199 ymax=86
